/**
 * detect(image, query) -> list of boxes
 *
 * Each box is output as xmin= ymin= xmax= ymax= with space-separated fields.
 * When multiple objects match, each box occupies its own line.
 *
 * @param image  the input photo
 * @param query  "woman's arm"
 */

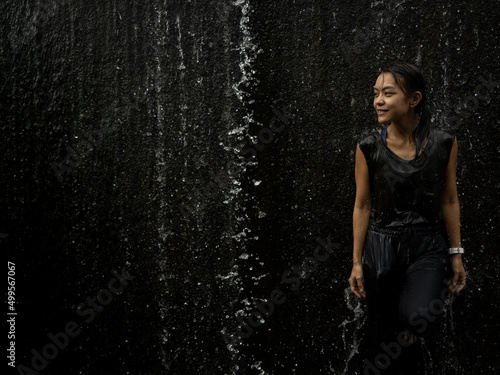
xmin=441 ymin=136 xmax=466 ymax=293
xmin=349 ymin=144 xmax=372 ymax=298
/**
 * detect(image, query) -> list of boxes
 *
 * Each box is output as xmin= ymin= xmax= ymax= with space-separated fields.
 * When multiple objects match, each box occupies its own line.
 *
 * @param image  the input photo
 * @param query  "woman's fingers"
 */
xmin=404 ymin=329 xmax=419 ymax=344
xmin=448 ymin=270 xmax=466 ymax=294
xmin=448 ymin=257 xmax=467 ymax=294
xmin=349 ymin=265 xmax=366 ymax=299
xmin=455 ymin=270 xmax=466 ymax=293
xmin=349 ymin=277 xmax=361 ymax=298
xmin=356 ymin=277 xmax=366 ymax=298
xmin=349 ymin=277 xmax=366 ymax=299
xmin=448 ymin=273 xmax=459 ymax=293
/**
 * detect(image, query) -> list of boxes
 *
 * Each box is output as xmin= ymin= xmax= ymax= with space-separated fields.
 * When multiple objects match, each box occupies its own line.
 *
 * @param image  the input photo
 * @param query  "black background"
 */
xmin=2 ymin=0 xmax=499 ymax=374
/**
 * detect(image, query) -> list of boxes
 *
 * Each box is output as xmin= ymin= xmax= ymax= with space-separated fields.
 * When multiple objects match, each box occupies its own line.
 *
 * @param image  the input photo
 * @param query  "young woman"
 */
xmin=349 ymin=61 xmax=467 ymax=374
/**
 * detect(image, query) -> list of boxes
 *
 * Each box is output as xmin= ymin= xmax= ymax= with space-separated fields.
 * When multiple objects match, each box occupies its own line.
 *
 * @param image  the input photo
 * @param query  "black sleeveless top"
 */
xmin=358 ymin=126 xmax=455 ymax=227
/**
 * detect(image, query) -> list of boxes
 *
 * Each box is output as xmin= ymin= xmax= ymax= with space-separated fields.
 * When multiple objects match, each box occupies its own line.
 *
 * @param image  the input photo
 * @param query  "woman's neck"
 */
xmin=388 ymin=117 xmax=419 ymax=144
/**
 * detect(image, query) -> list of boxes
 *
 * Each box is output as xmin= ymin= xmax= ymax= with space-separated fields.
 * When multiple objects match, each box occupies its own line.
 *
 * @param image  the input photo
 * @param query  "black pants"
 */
xmin=360 ymin=222 xmax=451 ymax=375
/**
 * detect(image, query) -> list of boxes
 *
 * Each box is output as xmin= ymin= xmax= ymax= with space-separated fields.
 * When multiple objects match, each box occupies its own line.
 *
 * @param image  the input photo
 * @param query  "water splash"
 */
xmin=428 ymin=281 xmax=465 ymax=374
xmin=338 ymin=287 xmax=366 ymax=375
xmin=420 ymin=338 xmax=432 ymax=375
xmin=250 ymin=360 xmax=266 ymax=374
xmin=218 ymin=2 xmax=263 ymax=374
xmin=231 ymin=0 xmax=262 ymax=129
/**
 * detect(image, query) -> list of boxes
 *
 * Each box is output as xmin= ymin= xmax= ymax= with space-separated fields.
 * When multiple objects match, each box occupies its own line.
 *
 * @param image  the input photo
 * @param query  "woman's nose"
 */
xmin=374 ymin=94 xmax=384 ymax=106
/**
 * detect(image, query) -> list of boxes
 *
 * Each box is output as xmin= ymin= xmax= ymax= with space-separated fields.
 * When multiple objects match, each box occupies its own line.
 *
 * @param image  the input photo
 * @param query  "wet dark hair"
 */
xmin=380 ymin=60 xmax=431 ymax=158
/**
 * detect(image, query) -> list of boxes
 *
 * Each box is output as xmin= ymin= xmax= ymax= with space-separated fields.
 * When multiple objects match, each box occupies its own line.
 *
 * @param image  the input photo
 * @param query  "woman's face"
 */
xmin=373 ymin=73 xmax=413 ymax=125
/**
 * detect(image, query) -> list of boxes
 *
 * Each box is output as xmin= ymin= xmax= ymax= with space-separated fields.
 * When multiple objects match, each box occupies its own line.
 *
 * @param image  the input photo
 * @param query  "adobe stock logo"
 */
xmin=51 ymin=83 xmax=148 ymax=183
xmin=449 ymin=72 xmax=499 ymax=133
xmin=178 ymin=104 xmax=291 ymax=220
xmin=50 ymin=121 xmax=117 ymax=183
xmin=33 ymin=0 xmax=71 ymax=29
xmin=16 ymin=267 xmax=134 ymax=375
xmin=238 ymin=105 xmax=291 ymax=161
xmin=222 ymin=235 xmax=339 ymax=348
xmin=363 ymin=278 xmax=462 ymax=375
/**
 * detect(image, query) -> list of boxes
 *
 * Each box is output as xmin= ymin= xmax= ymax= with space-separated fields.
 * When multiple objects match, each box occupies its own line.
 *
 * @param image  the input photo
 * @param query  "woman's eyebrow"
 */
xmin=373 ymin=86 xmax=396 ymax=90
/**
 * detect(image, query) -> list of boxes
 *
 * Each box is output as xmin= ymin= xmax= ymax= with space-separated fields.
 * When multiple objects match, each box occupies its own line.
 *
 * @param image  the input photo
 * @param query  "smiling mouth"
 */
xmin=377 ymin=109 xmax=389 ymax=116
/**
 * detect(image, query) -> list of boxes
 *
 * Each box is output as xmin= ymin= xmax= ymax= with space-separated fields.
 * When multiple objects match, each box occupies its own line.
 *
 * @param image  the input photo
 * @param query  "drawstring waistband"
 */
xmin=368 ymin=222 xmax=444 ymax=237
xmin=368 ymin=222 xmax=446 ymax=265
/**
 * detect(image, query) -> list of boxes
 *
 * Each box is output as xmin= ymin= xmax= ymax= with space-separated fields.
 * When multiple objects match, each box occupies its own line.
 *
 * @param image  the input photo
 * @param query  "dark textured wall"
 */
xmin=2 ymin=0 xmax=499 ymax=374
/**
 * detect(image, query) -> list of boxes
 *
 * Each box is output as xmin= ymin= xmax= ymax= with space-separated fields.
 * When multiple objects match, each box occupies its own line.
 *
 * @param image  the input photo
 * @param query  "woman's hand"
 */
xmin=448 ymin=255 xmax=466 ymax=294
xmin=349 ymin=263 xmax=366 ymax=299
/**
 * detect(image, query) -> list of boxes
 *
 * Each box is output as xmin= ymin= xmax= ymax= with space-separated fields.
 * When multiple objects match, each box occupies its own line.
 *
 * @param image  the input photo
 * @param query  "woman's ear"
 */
xmin=410 ymin=91 xmax=423 ymax=108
